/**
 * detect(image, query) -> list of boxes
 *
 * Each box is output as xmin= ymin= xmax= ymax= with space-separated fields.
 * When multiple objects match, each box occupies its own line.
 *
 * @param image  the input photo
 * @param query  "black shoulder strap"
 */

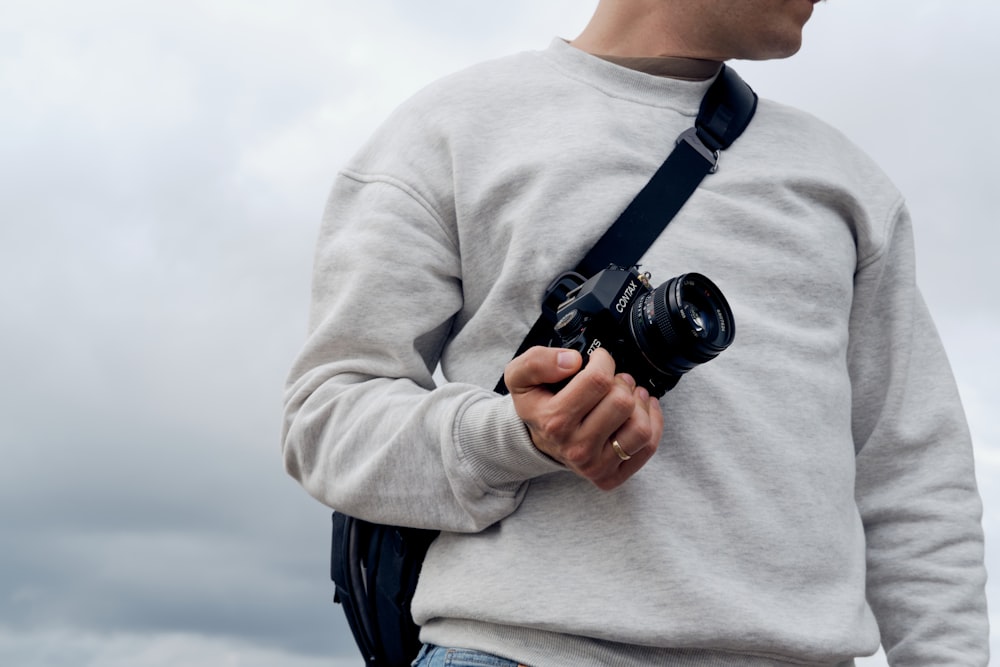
xmin=495 ymin=66 xmax=756 ymax=393
xmin=576 ymin=65 xmax=757 ymax=277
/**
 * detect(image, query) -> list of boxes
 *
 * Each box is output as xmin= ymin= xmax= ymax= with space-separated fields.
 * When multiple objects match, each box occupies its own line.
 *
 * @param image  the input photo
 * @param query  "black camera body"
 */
xmin=543 ymin=265 xmax=735 ymax=397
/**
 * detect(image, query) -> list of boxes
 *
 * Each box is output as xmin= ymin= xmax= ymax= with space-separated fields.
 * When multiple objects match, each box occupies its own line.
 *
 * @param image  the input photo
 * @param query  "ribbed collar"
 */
xmin=542 ymin=38 xmax=717 ymax=114
xmin=595 ymin=54 xmax=721 ymax=81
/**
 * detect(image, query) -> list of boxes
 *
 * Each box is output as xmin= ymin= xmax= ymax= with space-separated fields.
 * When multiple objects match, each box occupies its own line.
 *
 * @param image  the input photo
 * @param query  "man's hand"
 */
xmin=504 ymin=346 xmax=663 ymax=490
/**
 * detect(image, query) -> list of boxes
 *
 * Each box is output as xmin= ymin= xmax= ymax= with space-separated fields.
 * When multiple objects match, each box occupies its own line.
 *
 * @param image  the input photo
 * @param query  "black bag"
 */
xmin=331 ymin=513 xmax=437 ymax=667
xmin=330 ymin=65 xmax=757 ymax=667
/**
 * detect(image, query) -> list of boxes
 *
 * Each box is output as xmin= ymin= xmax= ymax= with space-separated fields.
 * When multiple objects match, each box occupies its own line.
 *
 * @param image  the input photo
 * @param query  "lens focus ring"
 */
xmin=630 ymin=272 xmax=735 ymax=376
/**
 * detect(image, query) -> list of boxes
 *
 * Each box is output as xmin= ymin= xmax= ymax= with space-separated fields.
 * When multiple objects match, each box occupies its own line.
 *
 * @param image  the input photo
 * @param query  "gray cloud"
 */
xmin=0 ymin=1 xmax=995 ymax=666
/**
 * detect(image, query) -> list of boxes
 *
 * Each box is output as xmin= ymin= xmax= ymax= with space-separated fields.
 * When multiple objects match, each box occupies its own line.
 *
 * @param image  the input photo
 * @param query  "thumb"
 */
xmin=504 ymin=346 xmax=582 ymax=394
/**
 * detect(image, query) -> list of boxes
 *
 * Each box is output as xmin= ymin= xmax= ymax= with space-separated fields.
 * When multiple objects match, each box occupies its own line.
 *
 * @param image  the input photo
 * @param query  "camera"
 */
xmin=542 ymin=265 xmax=735 ymax=397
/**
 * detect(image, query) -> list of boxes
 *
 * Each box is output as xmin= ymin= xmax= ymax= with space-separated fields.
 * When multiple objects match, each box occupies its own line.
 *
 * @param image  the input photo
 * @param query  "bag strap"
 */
xmin=495 ymin=65 xmax=756 ymax=393
xmin=576 ymin=65 xmax=757 ymax=277
xmin=331 ymin=513 xmax=380 ymax=664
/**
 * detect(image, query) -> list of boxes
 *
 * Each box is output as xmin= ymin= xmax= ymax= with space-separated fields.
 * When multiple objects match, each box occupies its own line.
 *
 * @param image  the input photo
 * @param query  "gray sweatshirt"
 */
xmin=282 ymin=39 xmax=988 ymax=666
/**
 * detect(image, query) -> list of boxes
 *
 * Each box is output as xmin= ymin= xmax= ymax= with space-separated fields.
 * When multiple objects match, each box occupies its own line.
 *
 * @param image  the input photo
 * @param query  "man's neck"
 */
xmin=570 ymin=1 xmax=721 ymax=61
xmin=594 ymin=53 xmax=721 ymax=81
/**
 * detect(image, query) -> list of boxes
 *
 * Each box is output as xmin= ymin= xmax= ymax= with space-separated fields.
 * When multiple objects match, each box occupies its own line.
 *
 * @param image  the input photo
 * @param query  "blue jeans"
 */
xmin=412 ymin=644 xmax=526 ymax=667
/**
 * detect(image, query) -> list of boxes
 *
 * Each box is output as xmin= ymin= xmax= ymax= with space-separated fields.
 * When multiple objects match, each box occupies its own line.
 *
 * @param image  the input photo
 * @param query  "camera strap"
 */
xmin=495 ymin=65 xmax=757 ymax=394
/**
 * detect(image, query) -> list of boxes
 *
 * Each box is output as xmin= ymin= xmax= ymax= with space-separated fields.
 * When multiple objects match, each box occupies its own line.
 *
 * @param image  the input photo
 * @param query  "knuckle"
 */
xmin=632 ymin=421 xmax=653 ymax=445
xmin=520 ymin=355 xmax=544 ymax=378
xmin=541 ymin=412 xmax=571 ymax=439
xmin=583 ymin=369 xmax=613 ymax=394
xmin=506 ymin=347 xmax=547 ymax=385
xmin=563 ymin=443 xmax=593 ymax=468
xmin=609 ymin=390 xmax=634 ymax=416
xmin=506 ymin=353 xmax=528 ymax=375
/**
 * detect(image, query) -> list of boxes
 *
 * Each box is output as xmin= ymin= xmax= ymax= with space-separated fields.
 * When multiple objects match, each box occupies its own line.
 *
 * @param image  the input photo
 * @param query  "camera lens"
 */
xmin=629 ymin=272 xmax=735 ymax=377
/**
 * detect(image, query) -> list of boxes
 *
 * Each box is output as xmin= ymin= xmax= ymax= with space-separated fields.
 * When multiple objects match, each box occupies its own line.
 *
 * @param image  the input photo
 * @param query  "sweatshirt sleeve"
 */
xmin=849 ymin=201 xmax=989 ymax=664
xmin=280 ymin=167 xmax=563 ymax=533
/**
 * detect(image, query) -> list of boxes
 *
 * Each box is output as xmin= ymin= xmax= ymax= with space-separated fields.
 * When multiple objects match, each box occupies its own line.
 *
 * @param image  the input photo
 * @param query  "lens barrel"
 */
xmin=629 ymin=272 xmax=734 ymax=377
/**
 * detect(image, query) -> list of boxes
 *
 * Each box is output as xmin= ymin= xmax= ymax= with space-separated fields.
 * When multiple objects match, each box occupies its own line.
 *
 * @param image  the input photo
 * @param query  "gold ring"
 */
xmin=611 ymin=439 xmax=631 ymax=461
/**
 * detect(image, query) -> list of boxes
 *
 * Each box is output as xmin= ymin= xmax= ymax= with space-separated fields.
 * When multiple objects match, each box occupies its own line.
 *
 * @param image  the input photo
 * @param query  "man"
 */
xmin=283 ymin=1 xmax=989 ymax=664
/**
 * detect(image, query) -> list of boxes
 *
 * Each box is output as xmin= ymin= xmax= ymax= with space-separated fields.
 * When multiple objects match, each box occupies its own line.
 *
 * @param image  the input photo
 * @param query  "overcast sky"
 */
xmin=1 ymin=1 xmax=996 ymax=665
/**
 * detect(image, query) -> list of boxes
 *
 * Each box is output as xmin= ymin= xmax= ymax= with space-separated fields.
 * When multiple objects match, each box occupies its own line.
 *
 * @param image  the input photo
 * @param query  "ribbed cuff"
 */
xmin=454 ymin=393 xmax=565 ymax=494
